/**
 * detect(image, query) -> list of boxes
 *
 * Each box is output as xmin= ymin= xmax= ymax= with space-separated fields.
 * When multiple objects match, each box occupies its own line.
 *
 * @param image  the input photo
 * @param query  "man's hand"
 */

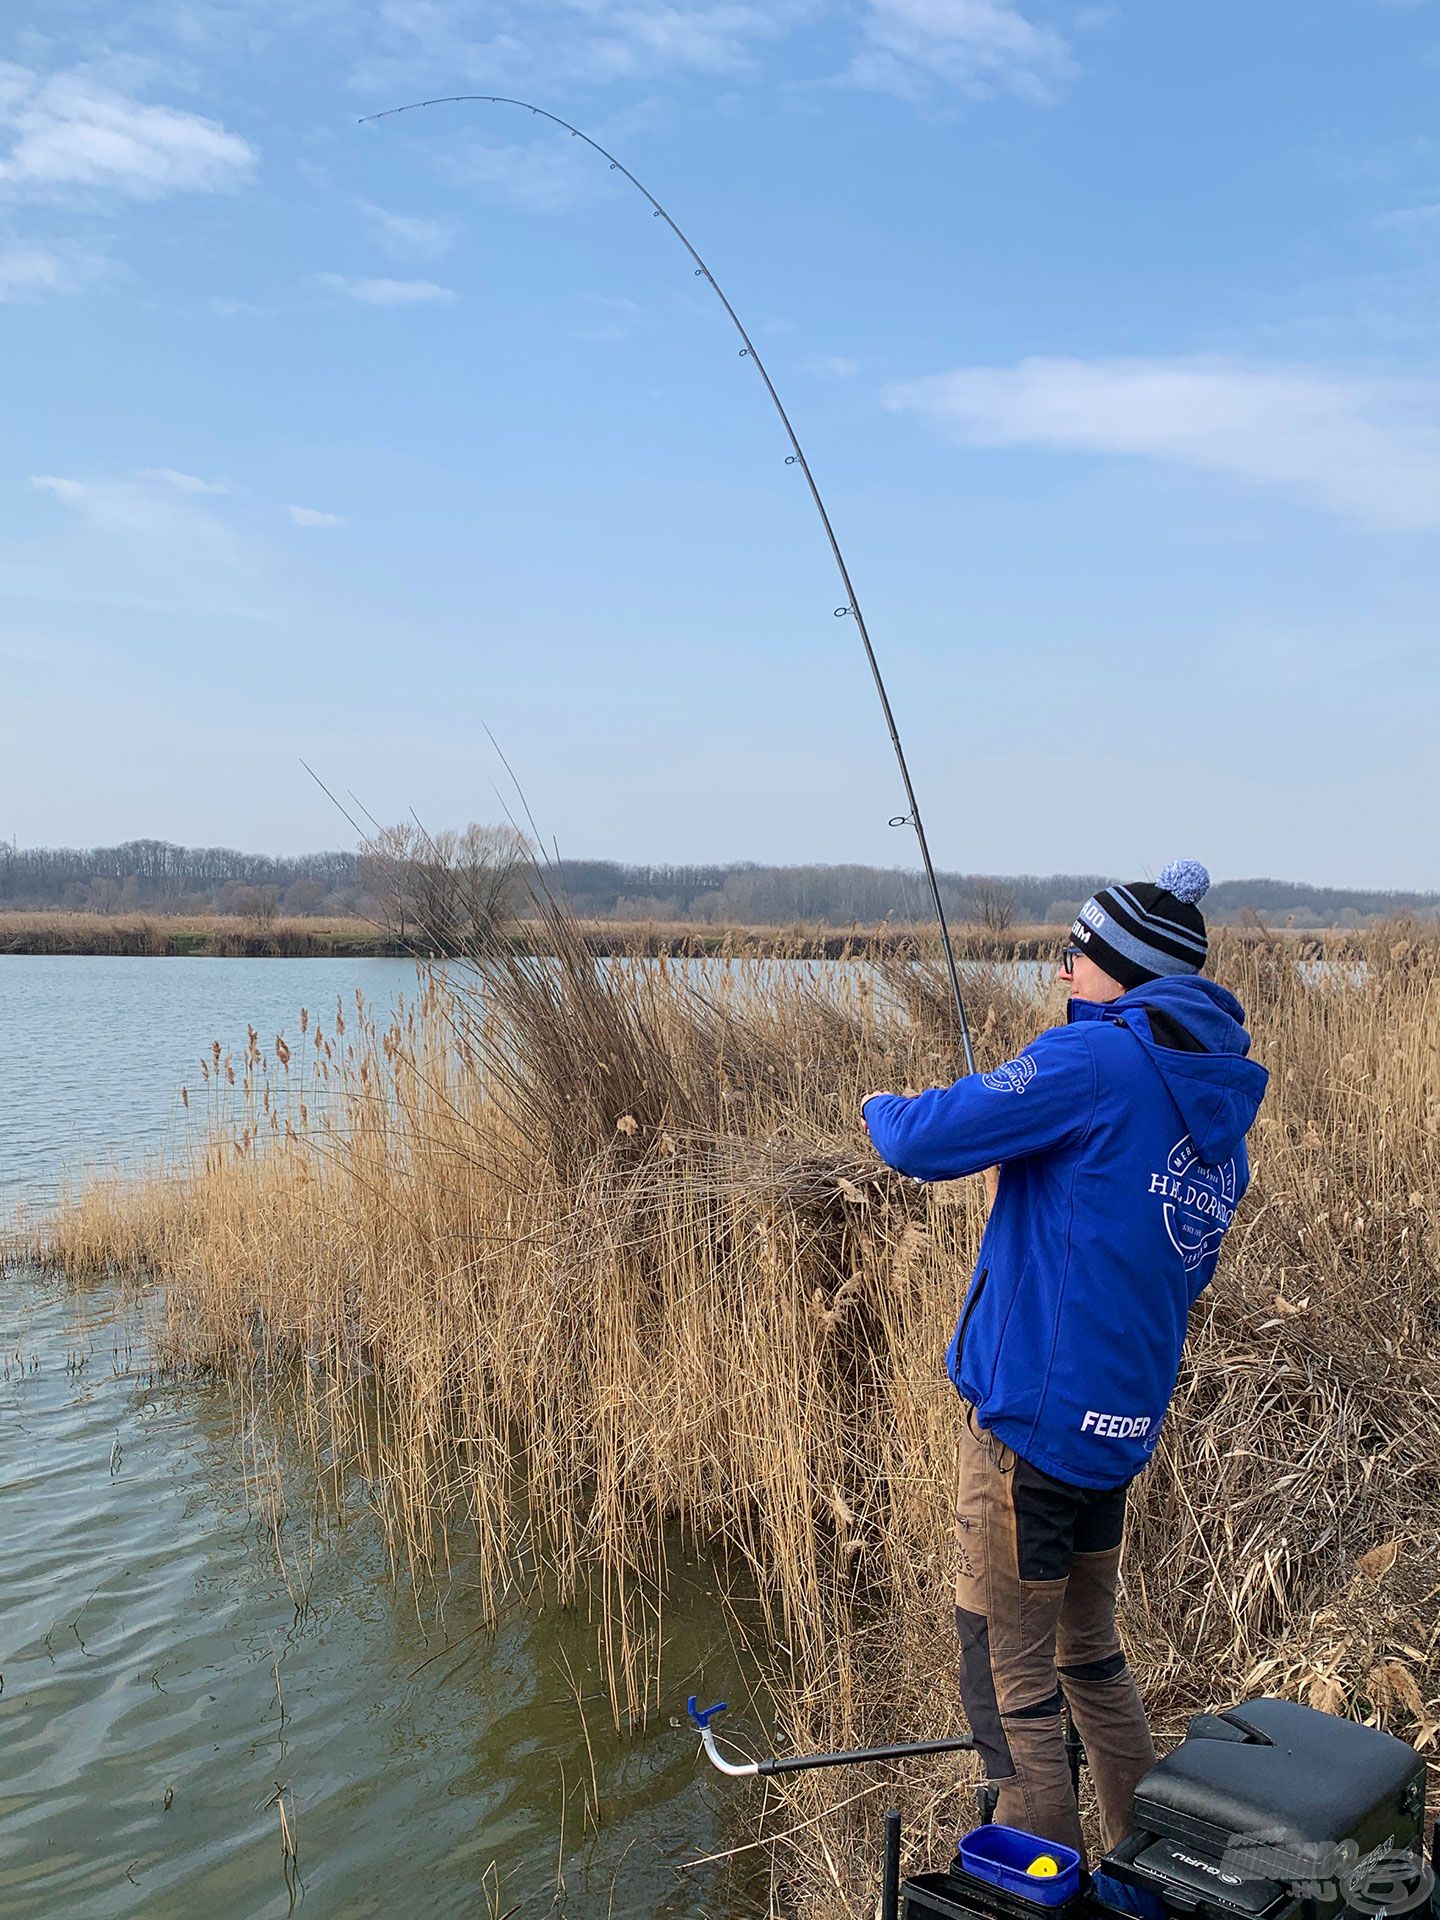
xmin=860 ymin=1092 xmax=893 ymax=1136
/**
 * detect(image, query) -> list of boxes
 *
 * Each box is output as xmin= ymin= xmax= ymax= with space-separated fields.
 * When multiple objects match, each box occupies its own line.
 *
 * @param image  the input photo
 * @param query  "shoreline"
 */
xmin=0 ymin=912 xmax=1368 ymax=962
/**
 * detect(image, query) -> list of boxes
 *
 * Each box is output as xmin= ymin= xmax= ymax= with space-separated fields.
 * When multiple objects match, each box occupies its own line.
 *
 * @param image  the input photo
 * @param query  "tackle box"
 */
xmin=1101 ymin=1697 xmax=1427 ymax=1920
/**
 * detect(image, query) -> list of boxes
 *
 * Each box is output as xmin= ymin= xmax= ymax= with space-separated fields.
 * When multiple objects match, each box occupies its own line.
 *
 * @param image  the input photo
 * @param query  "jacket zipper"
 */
xmin=954 ymin=1267 xmax=988 ymax=1379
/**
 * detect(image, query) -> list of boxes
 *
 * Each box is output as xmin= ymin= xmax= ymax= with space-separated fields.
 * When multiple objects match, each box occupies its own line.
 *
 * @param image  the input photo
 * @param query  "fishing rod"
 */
xmin=360 ymin=94 xmax=978 ymax=1076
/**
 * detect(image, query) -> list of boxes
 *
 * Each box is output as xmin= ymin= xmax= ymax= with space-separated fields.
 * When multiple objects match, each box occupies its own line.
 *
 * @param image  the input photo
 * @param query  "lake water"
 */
xmin=1 ymin=956 xmax=761 ymax=1919
xmin=2 ymin=956 xmax=413 ymax=1213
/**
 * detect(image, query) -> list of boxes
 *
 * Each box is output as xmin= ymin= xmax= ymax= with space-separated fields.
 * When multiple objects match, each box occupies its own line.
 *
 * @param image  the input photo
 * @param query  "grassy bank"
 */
xmin=0 ymin=908 xmax=1393 ymax=961
xmin=1 ymin=907 xmax=1077 ymax=960
xmin=0 ymin=911 xmax=405 ymax=958
xmin=30 ymin=914 xmax=1440 ymax=1913
xmin=0 ymin=909 xmax=1064 ymax=960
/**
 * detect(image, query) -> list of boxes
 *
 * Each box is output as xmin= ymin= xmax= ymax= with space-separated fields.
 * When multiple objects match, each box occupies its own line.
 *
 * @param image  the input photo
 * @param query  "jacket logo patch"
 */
xmin=982 ymin=1054 xmax=1037 ymax=1096
xmin=1148 ymin=1133 xmax=1238 ymax=1271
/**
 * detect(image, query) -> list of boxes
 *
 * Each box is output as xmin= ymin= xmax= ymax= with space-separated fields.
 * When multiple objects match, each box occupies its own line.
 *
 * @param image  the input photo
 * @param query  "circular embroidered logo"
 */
xmin=1157 ymin=1133 xmax=1238 ymax=1271
xmin=981 ymin=1054 xmax=1037 ymax=1096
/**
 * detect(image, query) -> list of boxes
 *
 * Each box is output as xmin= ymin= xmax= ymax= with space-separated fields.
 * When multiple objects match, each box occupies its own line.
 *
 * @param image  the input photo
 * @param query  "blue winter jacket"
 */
xmin=863 ymin=976 xmax=1268 ymax=1490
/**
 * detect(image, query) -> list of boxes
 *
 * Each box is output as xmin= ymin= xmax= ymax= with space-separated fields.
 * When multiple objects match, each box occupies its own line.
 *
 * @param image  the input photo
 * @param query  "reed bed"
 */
xmin=31 ymin=914 xmax=1440 ymax=1916
xmin=0 ymin=907 xmax=1060 ymax=960
xmin=0 ymin=910 xmax=392 ymax=957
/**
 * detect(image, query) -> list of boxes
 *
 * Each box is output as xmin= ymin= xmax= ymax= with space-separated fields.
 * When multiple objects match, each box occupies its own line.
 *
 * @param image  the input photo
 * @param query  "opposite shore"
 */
xmin=0 ymin=909 xmax=1388 ymax=961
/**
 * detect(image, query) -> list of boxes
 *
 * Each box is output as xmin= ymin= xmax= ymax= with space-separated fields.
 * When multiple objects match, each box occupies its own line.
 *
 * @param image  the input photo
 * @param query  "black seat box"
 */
xmin=1115 ymin=1697 xmax=1425 ymax=1913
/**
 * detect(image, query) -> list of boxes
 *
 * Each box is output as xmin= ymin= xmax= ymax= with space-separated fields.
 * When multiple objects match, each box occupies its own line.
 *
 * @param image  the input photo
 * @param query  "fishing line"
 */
xmin=360 ymin=94 xmax=978 ymax=1074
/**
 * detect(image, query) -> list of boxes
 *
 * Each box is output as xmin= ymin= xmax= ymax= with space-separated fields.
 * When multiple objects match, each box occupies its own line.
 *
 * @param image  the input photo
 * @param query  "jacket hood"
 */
xmin=1069 ymin=974 xmax=1269 ymax=1165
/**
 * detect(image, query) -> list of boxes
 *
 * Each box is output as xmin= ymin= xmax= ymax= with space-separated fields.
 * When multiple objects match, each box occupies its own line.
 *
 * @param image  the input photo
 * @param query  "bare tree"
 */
xmin=972 ymin=881 xmax=1017 ymax=935
xmin=283 ymin=878 xmax=327 ymax=916
xmin=449 ymin=823 xmax=531 ymax=941
xmin=218 ymin=881 xmax=261 ymax=919
xmin=360 ymin=822 xmax=531 ymax=952
xmin=358 ymin=825 xmax=418 ymax=944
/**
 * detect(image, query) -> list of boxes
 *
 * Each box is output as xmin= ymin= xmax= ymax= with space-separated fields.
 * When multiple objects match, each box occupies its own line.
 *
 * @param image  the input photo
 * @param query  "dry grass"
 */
xmin=0 ymin=907 xmax=1062 ymax=960
xmin=0 ymin=908 xmax=1058 ymax=962
xmin=29 ymin=912 xmax=1440 ymax=1914
xmin=0 ymin=910 xmax=392 ymax=957
xmin=0 ymin=907 xmax=1388 ymax=961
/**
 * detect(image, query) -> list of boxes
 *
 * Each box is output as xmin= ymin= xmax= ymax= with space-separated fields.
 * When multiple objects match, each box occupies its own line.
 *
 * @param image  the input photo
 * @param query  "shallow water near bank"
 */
xmin=1 ymin=955 xmax=765 ymax=1919
xmin=0 ymin=954 xmax=429 ymax=1214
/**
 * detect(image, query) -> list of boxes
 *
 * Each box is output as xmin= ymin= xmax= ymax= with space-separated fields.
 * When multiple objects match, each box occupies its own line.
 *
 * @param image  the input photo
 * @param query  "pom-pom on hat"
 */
xmin=1070 ymin=860 xmax=1211 ymax=991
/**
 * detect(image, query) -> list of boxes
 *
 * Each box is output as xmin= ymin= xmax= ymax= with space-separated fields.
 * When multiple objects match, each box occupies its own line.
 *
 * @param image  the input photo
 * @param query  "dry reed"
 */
xmin=29 ymin=913 xmax=1440 ymax=1915
xmin=0 ymin=910 xmax=392 ymax=958
xmin=0 ymin=908 xmax=1169 ymax=962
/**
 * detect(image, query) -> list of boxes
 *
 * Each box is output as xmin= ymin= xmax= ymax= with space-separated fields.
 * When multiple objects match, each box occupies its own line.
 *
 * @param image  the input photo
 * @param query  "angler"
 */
xmin=863 ymin=860 xmax=1269 ymax=1857
xmin=361 ymin=98 xmax=1298 ymax=1899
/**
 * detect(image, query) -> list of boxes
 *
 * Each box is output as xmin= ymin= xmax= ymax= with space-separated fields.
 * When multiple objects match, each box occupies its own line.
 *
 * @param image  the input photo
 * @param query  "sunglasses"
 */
xmin=1058 ymin=945 xmax=1083 ymax=974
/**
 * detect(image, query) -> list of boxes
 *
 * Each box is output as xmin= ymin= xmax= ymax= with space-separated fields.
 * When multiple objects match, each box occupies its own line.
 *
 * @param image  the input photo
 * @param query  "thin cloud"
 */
xmin=571 ymin=290 xmax=642 ymax=341
xmin=584 ymin=4 xmax=784 ymax=77
xmin=287 ymin=505 xmax=346 ymax=528
xmin=1375 ymin=200 xmax=1440 ymax=231
xmin=357 ymin=199 xmax=457 ymax=260
xmin=209 ymin=295 xmax=274 ymax=318
xmin=0 ymin=243 xmax=109 ymax=299
xmin=348 ymin=3 xmax=1068 ymax=119
xmin=884 ymin=354 xmax=1440 ymax=530
xmin=350 ymin=2 xmax=789 ymax=96
xmin=806 ymin=354 xmax=860 ymax=377
xmin=313 ymin=270 xmax=457 ymax=306
xmin=0 ymin=66 xmax=256 ymax=200
xmin=137 ymin=467 xmax=229 ymax=494
xmin=441 ymin=138 xmax=600 ymax=214
xmin=848 ymin=0 xmax=1077 ymax=103
xmin=31 ymin=474 xmax=87 ymax=504
xmin=29 ymin=470 xmax=236 ymax=538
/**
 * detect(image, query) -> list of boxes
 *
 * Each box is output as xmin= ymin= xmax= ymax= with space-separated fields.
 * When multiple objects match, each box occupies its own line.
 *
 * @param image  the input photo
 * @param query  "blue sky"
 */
xmin=1 ymin=1 xmax=1436 ymax=888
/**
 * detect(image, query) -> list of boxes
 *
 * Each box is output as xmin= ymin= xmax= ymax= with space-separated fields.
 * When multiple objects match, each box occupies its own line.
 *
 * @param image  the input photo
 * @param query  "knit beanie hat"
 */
xmin=1069 ymin=859 xmax=1211 ymax=991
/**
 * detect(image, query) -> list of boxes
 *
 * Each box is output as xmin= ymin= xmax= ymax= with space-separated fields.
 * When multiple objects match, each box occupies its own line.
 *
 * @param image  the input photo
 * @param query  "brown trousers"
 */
xmin=954 ymin=1406 xmax=1157 ymax=1858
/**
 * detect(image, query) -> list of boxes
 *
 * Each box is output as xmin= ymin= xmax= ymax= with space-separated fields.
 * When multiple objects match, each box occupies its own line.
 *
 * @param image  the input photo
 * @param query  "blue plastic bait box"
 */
xmin=956 ymin=1825 xmax=1082 ymax=1906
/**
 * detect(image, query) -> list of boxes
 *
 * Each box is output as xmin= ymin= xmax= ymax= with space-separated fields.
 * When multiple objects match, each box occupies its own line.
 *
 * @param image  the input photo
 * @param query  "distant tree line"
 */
xmin=0 ymin=839 xmax=364 ymax=919
xmin=546 ymin=860 xmax=1105 ymax=929
xmin=548 ymin=860 xmax=1439 ymax=930
xmin=0 ymin=838 xmax=1434 ymax=930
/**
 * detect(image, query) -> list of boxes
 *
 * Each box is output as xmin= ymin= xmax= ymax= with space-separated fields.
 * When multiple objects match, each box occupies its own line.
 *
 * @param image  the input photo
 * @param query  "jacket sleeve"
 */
xmin=862 ymin=1028 xmax=1096 ymax=1181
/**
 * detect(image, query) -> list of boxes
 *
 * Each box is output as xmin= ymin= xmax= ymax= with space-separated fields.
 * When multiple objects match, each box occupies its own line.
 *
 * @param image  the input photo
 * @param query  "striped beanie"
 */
xmin=1070 ymin=859 xmax=1211 ymax=991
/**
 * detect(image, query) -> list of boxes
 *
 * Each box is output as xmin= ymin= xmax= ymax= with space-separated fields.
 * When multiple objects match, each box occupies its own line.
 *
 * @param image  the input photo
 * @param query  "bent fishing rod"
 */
xmin=360 ymin=94 xmax=978 ymax=1076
